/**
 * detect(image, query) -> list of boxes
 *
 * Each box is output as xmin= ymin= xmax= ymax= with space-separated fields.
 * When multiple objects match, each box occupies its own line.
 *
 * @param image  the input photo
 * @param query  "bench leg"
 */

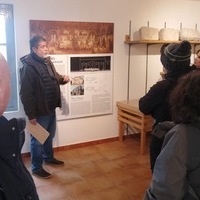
xmin=140 ymin=129 xmax=146 ymax=155
xmin=118 ymin=121 xmax=124 ymax=142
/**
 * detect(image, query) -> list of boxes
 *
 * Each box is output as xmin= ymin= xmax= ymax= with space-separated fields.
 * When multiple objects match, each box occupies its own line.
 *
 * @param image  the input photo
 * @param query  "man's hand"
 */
xmin=29 ymin=119 xmax=37 ymax=125
xmin=62 ymin=75 xmax=70 ymax=83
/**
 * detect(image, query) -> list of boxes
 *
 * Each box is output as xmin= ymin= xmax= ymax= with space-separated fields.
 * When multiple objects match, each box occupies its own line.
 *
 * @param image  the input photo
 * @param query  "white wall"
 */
xmin=1 ymin=0 xmax=200 ymax=153
xmin=128 ymin=0 xmax=200 ymax=99
xmin=1 ymin=0 xmax=133 ymax=153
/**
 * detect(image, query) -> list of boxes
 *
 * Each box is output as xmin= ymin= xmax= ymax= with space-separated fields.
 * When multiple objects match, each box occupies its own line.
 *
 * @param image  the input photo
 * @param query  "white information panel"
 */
xmin=51 ymin=54 xmax=113 ymax=120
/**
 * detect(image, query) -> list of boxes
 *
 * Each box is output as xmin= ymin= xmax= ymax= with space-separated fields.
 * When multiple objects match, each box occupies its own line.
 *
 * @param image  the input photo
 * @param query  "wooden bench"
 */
xmin=116 ymin=99 xmax=154 ymax=154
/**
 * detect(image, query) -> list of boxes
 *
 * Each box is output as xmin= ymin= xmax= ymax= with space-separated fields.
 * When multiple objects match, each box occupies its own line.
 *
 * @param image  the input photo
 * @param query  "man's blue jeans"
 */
xmin=31 ymin=111 xmax=56 ymax=172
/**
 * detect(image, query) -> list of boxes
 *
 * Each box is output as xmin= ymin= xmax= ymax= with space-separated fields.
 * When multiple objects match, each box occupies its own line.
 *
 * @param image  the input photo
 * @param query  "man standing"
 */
xmin=20 ymin=35 xmax=69 ymax=179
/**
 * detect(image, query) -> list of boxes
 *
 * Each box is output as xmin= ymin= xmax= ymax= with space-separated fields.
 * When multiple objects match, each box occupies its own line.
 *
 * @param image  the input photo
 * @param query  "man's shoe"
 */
xmin=44 ymin=158 xmax=64 ymax=166
xmin=32 ymin=168 xmax=52 ymax=179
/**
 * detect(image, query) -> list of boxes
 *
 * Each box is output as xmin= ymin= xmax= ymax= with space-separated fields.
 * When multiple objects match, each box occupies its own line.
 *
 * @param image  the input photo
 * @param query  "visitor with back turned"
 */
xmin=139 ymin=40 xmax=193 ymax=172
xmin=143 ymin=70 xmax=200 ymax=200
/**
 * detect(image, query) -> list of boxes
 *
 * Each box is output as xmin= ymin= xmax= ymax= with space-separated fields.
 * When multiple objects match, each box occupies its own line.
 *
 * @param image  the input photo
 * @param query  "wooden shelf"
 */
xmin=124 ymin=40 xmax=200 ymax=45
xmin=124 ymin=38 xmax=200 ymax=95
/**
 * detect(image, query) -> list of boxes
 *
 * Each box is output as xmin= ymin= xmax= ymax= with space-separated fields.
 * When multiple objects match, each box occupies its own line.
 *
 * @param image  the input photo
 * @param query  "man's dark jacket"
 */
xmin=20 ymin=52 xmax=66 ymax=120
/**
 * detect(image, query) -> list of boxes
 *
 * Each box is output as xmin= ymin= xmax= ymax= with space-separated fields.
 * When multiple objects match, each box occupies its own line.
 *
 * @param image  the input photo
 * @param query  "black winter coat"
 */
xmin=0 ymin=116 xmax=39 ymax=200
xmin=139 ymin=78 xmax=175 ymax=128
xmin=20 ymin=53 xmax=66 ymax=120
xmin=139 ymin=68 xmax=193 ymax=128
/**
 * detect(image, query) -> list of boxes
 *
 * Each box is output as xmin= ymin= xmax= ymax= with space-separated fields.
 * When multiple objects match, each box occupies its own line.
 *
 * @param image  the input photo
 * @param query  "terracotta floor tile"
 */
xmin=103 ymin=168 xmax=134 ymax=184
xmin=94 ymin=160 xmax=121 ymax=173
xmin=98 ymin=186 xmax=131 ymax=200
xmin=71 ymin=191 xmax=101 ymax=200
xmin=24 ymin=137 xmax=152 ymax=199
xmin=64 ymin=180 xmax=93 ymax=198
xmin=100 ymin=150 xmax=127 ymax=160
xmin=126 ymin=165 xmax=152 ymax=180
xmin=37 ymin=184 xmax=72 ymax=200
xmin=117 ymin=178 xmax=147 ymax=198
xmin=76 ymin=145 xmax=100 ymax=156
xmin=57 ymin=148 xmax=81 ymax=159
xmin=73 ymin=162 xmax=102 ymax=177
xmin=84 ymin=174 xmax=113 ymax=191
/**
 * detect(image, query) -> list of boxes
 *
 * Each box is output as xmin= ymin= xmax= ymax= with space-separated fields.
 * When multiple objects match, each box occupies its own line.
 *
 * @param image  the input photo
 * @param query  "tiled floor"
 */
xmin=24 ymin=135 xmax=152 ymax=200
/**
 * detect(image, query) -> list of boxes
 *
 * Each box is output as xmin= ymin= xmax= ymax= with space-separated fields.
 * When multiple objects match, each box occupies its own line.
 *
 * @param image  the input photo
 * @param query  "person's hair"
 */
xmin=29 ymin=35 xmax=46 ymax=52
xmin=169 ymin=70 xmax=200 ymax=124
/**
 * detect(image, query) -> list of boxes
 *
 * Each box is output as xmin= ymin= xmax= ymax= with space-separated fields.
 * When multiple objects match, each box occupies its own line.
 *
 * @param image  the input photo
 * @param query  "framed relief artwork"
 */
xmin=29 ymin=20 xmax=114 ymax=54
